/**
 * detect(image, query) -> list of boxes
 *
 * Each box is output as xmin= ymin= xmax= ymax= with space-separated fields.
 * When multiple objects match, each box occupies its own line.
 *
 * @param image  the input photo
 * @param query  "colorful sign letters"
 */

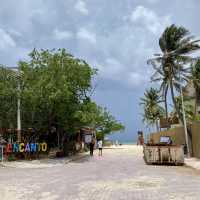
xmin=6 ymin=142 xmax=48 ymax=153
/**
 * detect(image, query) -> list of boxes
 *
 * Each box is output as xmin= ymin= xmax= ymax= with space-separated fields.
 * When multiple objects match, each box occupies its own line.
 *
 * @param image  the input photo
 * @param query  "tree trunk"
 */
xmin=164 ymin=86 xmax=170 ymax=129
xmin=164 ymin=97 xmax=168 ymax=120
xmin=195 ymin=87 xmax=200 ymax=115
xmin=155 ymin=120 xmax=159 ymax=132
xmin=170 ymin=81 xmax=183 ymax=124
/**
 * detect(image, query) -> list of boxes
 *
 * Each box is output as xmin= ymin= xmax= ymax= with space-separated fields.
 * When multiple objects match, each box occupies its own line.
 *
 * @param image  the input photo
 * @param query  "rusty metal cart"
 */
xmin=143 ymin=136 xmax=184 ymax=165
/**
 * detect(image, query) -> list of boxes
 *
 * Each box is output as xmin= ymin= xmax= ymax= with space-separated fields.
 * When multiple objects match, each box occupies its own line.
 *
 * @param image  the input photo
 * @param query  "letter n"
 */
xmin=30 ymin=143 xmax=37 ymax=152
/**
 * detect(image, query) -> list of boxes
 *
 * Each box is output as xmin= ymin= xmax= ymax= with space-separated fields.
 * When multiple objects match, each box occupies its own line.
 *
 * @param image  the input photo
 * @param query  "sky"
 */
xmin=0 ymin=0 xmax=200 ymax=142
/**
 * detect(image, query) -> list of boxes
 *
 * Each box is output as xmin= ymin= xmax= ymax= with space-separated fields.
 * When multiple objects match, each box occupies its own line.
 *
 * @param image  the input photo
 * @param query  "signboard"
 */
xmin=5 ymin=142 xmax=47 ymax=153
xmin=160 ymin=136 xmax=171 ymax=144
xmin=160 ymin=117 xmax=179 ymax=128
xmin=160 ymin=118 xmax=170 ymax=128
xmin=84 ymin=134 xmax=92 ymax=144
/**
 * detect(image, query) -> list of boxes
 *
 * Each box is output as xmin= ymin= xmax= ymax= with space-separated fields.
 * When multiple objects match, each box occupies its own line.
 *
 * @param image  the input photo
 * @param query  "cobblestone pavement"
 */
xmin=0 ymin=146 xmax=200 ymax=200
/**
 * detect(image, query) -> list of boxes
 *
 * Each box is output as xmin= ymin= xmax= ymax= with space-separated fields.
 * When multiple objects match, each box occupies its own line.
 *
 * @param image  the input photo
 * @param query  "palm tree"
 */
xmin=140 ymin=87 xmax=164 ymax=131
xmin=148 ymin=24 xmax=200 ymax=123
xmin=191 ymin=59 xmax=200 ymax=115
xmin=173 ymin=96 xmax=195 ymax=122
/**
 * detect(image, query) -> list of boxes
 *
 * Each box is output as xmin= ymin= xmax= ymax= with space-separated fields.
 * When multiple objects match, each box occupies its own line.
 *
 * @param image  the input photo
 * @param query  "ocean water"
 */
xmin=121 ymin=141 xmax=136 ymax=145
xmin=107 ymin=135 xmax=137 ymax=145
xmin=110 ymin=141 xmax=136 ymax=145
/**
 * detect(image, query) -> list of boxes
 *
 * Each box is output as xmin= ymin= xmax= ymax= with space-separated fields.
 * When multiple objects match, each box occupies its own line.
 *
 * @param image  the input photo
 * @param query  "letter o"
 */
xmin=41 ymin=143 xmax=47 ymax=152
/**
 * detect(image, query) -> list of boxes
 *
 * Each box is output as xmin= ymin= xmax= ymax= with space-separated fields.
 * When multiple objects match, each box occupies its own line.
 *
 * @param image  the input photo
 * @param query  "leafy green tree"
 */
xmin=0 ymin=49 xmax=125 ymax=145
xmin=74 ymin=100 xmax=125 ymax=140
xmin=148 ymin=24 xmax=200 ymax=122
xmin=0 ymin=66 xmax=18 ymax=129
xmin=172 ymin=96 xmax=195 ymax=122
xmin=18 ymin=49 xmax=96 ymax=134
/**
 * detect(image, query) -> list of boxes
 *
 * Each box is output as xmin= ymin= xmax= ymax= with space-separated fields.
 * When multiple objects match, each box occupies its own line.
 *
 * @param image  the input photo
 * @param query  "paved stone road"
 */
xmin=0 ymin=145 xmax=200 ymax=200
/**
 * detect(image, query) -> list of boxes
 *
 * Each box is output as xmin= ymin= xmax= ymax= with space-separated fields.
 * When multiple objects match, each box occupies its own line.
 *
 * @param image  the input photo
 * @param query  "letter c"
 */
xmin=19 ymin=143 xmax=25 ymax=152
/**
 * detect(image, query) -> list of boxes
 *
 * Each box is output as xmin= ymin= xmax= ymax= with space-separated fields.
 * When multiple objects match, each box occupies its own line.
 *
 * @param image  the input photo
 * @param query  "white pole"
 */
xmin=17 ymin=68 xmax=21 ymax=142
xmin=179 ymin=66 xmax=190 ymax=157
xmin=180 ymin=86 xmax=190 ymax=157
xmin=17 ymin=94 xmax=21 ymax=142
xmin=6 ymin=66 xmax=22 ymax=142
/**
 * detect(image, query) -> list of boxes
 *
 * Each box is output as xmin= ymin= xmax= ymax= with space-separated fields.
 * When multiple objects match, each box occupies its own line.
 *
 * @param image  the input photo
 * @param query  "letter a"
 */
xmin=25 ymin=143 xmax=30 ymax=152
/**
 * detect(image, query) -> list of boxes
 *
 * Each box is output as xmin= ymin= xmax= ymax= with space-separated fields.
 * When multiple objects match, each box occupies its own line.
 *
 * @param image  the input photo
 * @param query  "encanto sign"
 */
xmin=6 ymin=142 xmax=48 ymax=153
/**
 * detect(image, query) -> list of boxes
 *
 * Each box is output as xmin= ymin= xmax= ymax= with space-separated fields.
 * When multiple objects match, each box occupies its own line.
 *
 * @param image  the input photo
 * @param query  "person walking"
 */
xmin=97 ymin=139 xmax=103 ymax=156
xmin=89 ymin=138 xmax=95 ymax=156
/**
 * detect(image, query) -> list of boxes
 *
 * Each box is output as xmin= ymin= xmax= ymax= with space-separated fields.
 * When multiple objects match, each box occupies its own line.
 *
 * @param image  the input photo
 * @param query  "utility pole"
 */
xmin=180 ymin=85 xmax=190 ymax=157
xmin=179 ymin=67 xmax=190 ymax=157
xmin=17 ymin=68 xmax=21 ymax=142
xmin=3 ymin=66 xmax=22 ymax=142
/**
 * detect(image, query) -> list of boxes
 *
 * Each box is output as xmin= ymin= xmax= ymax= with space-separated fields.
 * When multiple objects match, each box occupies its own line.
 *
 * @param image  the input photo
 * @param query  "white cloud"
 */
xmin=97 ymin=57 xmax=150 ymax=87
xmin=77 ymin=28 xmax=96 ymax=44
xmin=128 ymin=72 xmax=149 ymax=87
xmin=31 ymin=9 xmax=44 ymax=17
xmin=53 ymin=29 xmax=73 ymax=40
xmin=0 ymin=28 xmax=16 ymax=49
xmin=7 ymin=29 xmax=22 ymax=37
xmin=74 ymin=0 xmax=89 ymax=15
xmin=146 ymin=0 xmax=159 ymax=4
xmin=94 ymin=57 xmax=150 ymax=88
xmin=130 ymin=6 xmax=171 ymax=35
xmin=97 ymin=58 xmax=124 ymax=80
